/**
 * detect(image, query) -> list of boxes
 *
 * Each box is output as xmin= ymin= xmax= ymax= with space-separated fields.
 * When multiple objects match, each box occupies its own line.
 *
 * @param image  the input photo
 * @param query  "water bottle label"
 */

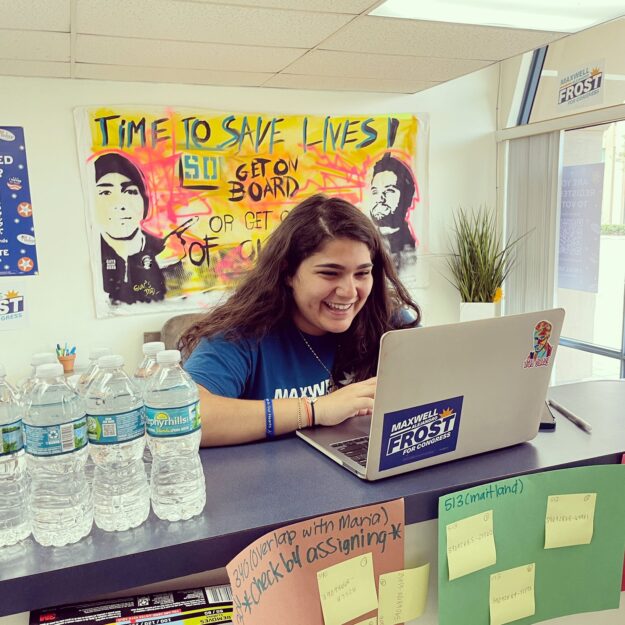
xmin=87 ymin=408 xmax=145 ymax=445
xmin=24 ymin=416 xmax=88 ymax=456
xmin=0 ymin=419 xmax=24 ymax=455
xmin=145 ymin=401 xmax=201 ymax=437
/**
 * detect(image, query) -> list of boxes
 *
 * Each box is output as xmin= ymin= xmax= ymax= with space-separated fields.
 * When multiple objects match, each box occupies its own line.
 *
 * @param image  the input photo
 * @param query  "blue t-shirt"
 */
xmin=184 ymin=321 xmax=338 ymax=400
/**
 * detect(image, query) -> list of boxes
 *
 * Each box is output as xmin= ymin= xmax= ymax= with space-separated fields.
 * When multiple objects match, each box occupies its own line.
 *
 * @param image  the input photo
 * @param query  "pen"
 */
xmin=547 ymin=399 xmax=592 ymax=434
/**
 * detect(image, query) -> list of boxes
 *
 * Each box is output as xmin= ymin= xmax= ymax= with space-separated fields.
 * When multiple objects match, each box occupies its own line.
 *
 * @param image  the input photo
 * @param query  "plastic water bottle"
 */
xmin=0 ymin=365 xmax=30 ymax=546
xmin=133 ymin=341 xmax=165 ymax=392
xmin=134 ymin=341 xmax=165 ymax=480
xmin=23 ymin=363 xmax=92 ymax=546
xmin=145 ymin=350 xmax=205 ymax=521
xmin=20 ymin=352 xmax=57 ymax=396
xmin=76 ymin=347 xmax=111 ymax=396
xmin=76 ymin=348 xmax=111 ymax=487
xmin=85 ymin=355 xmax=149 ymax=531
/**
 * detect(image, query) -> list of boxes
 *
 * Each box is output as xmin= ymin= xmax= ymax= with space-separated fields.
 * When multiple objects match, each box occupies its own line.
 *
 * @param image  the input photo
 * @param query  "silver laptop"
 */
xmin=297 ymin=308 xmax=565 ymax=481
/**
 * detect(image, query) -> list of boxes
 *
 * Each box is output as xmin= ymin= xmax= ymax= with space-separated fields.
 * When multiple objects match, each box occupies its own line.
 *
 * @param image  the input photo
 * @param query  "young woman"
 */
xmin=180 ymin=194 xmax=421 ymax=446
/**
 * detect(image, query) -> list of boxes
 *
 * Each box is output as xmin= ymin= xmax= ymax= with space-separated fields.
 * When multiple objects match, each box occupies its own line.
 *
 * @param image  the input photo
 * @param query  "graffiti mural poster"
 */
xmin=0 ymin=127 xmax=39 ymax=277
xmin=75 ymin=108 xmax=428 ymax=317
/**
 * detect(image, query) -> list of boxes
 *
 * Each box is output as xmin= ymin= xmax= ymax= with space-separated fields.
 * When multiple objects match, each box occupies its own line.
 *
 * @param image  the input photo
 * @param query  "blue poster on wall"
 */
xmin=0 ymin=126 xmax=38 ymax=276
xmin=558 ymin=162 xmax=603 ymax=293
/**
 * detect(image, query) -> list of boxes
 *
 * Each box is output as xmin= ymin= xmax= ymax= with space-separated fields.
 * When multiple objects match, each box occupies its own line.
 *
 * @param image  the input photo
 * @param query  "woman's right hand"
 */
xmin=314 ymin=377 xmax=376 ymax=427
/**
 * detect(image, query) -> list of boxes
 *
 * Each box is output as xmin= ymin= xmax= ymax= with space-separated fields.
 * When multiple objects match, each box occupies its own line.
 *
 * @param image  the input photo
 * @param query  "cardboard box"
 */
xmin=30 ymin=586 xmax=233 ymax=625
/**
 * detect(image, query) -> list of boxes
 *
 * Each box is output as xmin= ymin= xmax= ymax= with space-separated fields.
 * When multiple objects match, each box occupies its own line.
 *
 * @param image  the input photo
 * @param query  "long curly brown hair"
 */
xmin=178 ymin=194 xmax=421 ymax=383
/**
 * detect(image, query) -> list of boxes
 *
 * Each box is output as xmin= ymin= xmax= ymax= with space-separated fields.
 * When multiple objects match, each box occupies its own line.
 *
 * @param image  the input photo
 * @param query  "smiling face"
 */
xmin=288 ymin=237 xmax=374 ymax=335
xmin=95 ymin=172 xmax=145 ymax=239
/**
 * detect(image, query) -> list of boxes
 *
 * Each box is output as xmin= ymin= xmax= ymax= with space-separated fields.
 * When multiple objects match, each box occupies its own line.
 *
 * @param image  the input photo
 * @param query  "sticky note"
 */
xmin=490 ymin=563 xmax=536 ymax=625
xmin=446 ymin=510 xmax=496 ymax=580
xmin=317 ymin=552 xmax=378 ymax=625
xmin=545 ymin=493 xmax=597 ymax=549
xmin=355 ymin=619 xmax=377 ymax=625
xmin=378 ymin=563 xmax=430 ymax=625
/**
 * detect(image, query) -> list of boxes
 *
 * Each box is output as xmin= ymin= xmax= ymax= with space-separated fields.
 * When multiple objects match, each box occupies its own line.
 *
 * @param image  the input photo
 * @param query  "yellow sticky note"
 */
xmin=378 ymin=563 xmax=430 ymax=625
xmin=545 ymin=493 xmax=597 ymax=549
xmin=354 ymin=620 xmax=377 ymax=625
xmin=490 ymin=563 xmax=536 ymax=625
xmin=446 ymin=510 xmax=496 ymax=580
xmin=317 ymin=552 xmax=378 ymax=625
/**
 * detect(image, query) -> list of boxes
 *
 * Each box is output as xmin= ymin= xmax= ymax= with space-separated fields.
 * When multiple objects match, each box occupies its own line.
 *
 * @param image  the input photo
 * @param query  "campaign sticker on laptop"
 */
xmin=379 ymin=395 xmax=463 ymax=472
xmin=523 ymin=320 xmax=553 ymax=369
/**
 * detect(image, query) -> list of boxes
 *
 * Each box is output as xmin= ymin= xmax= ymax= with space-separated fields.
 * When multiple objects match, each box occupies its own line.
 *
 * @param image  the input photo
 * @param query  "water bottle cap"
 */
xmin=98 ymin=354 xmax=124 ymax=369
xmin=89 ymin=347 xmax=110 ymax=361
xmin=156 ymin=349 xmax=181 ymax=365
xmin=36 ymin=363 xmax=64 ymax=378
xmin=30 ymin=352 xmax=57 ymax=366
xmin=143 ymin=341 xmax=165 ymax=356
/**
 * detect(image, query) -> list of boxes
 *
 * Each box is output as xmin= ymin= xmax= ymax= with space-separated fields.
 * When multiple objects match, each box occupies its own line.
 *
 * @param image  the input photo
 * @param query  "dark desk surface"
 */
xmin=1 ymin=380 xmax=624 ymax=616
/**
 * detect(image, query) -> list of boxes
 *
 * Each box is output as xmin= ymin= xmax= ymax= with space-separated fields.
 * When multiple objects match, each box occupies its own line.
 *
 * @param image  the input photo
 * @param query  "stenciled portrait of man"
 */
xmin=369 ymin=153 xmax=417 ymax=261
xmin=94 ymin=153 xmax=166 ymax=305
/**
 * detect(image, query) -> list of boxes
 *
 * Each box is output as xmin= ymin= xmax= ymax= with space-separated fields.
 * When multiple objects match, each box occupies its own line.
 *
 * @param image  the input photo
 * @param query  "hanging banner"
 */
xmin=75 ymin=107 xmax=428 ymax=317
xmin=0 ymin=126 xmax=39 ymax=277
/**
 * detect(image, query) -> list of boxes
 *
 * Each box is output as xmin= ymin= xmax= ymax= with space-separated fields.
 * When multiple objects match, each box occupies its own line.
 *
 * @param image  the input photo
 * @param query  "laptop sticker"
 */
xmin=523 ymin=320 xmax=553 ymax=369
xmin=379 ymin=395 xmax=463 ymax=471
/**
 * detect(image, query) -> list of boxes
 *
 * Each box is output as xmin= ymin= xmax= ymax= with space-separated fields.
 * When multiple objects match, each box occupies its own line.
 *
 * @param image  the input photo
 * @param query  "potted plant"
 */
xmin=446 ymin=207 xmax=525 ymax=322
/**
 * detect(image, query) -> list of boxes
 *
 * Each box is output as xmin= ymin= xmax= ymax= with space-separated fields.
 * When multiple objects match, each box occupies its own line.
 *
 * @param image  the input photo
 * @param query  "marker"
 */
xmin=547 ymin=399 xmax=592 ymax=434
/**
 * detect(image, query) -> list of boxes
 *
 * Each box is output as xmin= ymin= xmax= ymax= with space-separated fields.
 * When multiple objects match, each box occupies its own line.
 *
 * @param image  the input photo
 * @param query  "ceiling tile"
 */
xmin=75 ymin=35 xmax=306 ymax=73
xmin=322 ymin=16 xmax=567 ymax=61
xmin=74 ymin=63 xmax=273 ymax=87
xmin=0 ymin=30 xmax=69 ymax=62
xmin=76 ymin=0 xmax=353 ymax=48
xmin=174 ymin=0 xmax=378 ymax=14
xmin=264 ymin=72 xmax=437 ymax=93
xmin=287 ymin=49 xmax=490 ymax=81
xmin=0 ymin=0 xmax=70 ymax=32
xmin=0 ymin=59 xmax=70 ymax=78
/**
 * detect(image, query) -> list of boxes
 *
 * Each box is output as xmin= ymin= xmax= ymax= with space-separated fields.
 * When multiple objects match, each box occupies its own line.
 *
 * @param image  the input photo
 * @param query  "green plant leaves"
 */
xmin=446 ymin=208 xmax=526 ymax=303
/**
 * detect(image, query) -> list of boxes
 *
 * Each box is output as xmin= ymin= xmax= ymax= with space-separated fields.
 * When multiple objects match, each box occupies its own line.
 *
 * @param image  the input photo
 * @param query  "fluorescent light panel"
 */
xmin=371 ymin=0 xmax=625 ymax=33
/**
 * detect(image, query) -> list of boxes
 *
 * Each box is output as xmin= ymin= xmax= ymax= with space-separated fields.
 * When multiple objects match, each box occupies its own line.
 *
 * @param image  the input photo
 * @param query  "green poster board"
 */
xmin=438 ymin=465 xmax=625 ymax=625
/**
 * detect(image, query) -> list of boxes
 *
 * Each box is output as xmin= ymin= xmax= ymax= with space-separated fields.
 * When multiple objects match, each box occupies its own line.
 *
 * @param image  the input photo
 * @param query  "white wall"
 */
xmin=0 ymin=65 xmax=499 ymax=381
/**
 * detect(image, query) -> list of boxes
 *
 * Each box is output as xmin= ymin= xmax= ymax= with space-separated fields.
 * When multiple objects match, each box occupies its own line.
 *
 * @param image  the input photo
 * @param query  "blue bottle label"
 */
xmin=0 ymin=419 xmax=24 ymax=456
xmin=87 ymin=407 xmax=145 ymax=445
xmin=145 ymin=401 xmax=201 ymax=437
xmin=24 ymin=416 xmax=88 ymax=456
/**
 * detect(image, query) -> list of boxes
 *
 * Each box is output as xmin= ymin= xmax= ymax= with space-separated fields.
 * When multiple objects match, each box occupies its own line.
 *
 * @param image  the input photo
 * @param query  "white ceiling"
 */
xmin=0 ymin=0 xmax=570 ymax=94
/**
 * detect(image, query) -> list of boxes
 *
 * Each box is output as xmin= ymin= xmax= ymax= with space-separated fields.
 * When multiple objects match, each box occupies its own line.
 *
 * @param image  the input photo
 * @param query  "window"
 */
xmin=554 ymin=122 xmax=625 ymax=381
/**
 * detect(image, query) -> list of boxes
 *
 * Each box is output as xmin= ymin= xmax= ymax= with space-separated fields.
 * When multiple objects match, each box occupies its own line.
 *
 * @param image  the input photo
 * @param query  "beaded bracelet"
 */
xmin=296 ymin=397 xmax=303 ymax=430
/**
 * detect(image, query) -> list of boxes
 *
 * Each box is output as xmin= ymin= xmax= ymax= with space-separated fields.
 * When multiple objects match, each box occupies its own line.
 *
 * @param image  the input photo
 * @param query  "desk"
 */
xmin=1 ymin=380 xmax=624 ymax=617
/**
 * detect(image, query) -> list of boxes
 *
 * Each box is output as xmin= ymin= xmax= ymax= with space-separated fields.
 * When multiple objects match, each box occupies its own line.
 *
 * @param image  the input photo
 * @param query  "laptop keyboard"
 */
xmin=330 ymin=436 xmax=370 ymax=467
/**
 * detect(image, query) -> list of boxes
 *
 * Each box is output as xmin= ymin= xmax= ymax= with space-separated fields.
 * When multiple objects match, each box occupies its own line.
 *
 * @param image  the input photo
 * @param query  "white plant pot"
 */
xmin=459 ymin=302 xmax=501 ymax=322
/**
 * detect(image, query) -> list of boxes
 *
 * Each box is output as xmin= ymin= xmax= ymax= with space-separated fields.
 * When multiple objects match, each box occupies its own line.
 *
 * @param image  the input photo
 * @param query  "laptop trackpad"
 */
xmin=338 ymin=415 xmax=371 ymax=437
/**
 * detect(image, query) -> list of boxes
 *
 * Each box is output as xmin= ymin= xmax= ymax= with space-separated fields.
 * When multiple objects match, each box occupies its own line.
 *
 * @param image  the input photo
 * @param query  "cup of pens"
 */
xmin=57 ymin=343 xmax=76 ymax=373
